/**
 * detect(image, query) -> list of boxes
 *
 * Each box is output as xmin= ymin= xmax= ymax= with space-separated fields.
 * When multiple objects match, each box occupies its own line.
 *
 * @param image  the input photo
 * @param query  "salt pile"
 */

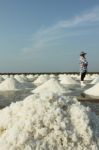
xmin=9 ymin=75 xmax=14 ymax=78
xmin=14 ymin=75 xmax=28 ymax=83
xmin=59 ymin=75 xmax=79 ymax=85
xmin=14 ymin=75 xmax=34 ymax=89
xmin=2 ymin=75 xmax=9 ymax=80
xmin=90 ymin=76 xmax=99 ymax=84
xmin=20 ymin=74 xmax=29 ymax=81
xmin=26 ymin=74 xmax=37 ymax=82
xmin=34 ymin=74 xmax=49 ymax=85
xmin=32 ymin=78 xmax=68 ymax=95
xmin=0 ymin=94 xmax=98 ymax=149
xmin=91 ymin=74 xmax=99 ymax=80
xmin=70 ymin=74 xmax=79 ymax=80
xmin=0 ymin=77 xmax=24 ymax=91
xmin=84 ymin=82 xmax=99 ymax=97
xmin=49 ymin=74 xmax=56 ymax=78
xmin=84 ymin=74 xmax=92 ymax=81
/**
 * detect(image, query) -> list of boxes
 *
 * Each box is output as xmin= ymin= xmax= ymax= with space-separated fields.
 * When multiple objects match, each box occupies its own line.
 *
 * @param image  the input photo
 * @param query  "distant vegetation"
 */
xmin=0 ymin=72 xmax=99 ymax=75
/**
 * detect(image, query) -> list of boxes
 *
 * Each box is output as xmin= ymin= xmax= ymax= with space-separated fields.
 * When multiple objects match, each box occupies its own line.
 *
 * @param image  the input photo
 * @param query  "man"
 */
xmin=80 ymin=51 xmax=88 ymax=87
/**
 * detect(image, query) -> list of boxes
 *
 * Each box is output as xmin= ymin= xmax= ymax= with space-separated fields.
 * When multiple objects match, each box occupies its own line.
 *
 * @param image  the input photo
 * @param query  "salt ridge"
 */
xmin=84 ymin=82 xmax=99 ymax=96
xmin=32 ymin=78 xmax=68 ymax=95
xmin=34 ymin=74 xmax=49 ymax=85
xmin=59 ymin=75 xmax=79 ymax=84
xmin=0 ymin=77 xmax=24 ymax=91
xmin=0 ymin=94 xmax=98 ymax=149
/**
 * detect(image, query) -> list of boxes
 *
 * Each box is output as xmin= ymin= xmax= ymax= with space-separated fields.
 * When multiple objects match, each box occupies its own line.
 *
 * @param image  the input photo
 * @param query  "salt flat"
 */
xmin=0 ymin=74 xmax=98 ymax=149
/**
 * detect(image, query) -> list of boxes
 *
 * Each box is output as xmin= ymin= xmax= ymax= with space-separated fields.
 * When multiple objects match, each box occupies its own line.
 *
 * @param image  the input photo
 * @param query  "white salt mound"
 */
xmin=14 ymin=75 xmax=28 ymax=83
xmin=26 ymin=74 xmax=37 ymax=82
xmin=90 ymin=76 xmax=99 ymax=84
xmin=0 ymin=77 xmax=24 ymax=91
xmin=20 ymin=74 xmax=29 ymax=81
xmin=91 ymin=74 xmax=99 ymax=80
xmin=70 ymin=74 xmax=79 ymax=80
xmin=60 ymin=75 xmax=79 ymax=84
xmin=2 ymin=75 xmax=10 ymax=79
xmin=84 ymin=82 xmax=99 ymax=96
xmin=26 ymin=74 xmax=34 ymax=79
xmin=0 ymin=94 xmax=98 ymax=150
xmin=49 ymin=74 xmax=56 ymax=78
xmin=34 ymin=74 xmax=49 ymax=85
xmin=84 ymin=74 xmax=92 ymax=81
xmin=32 ymin=78 xmax=67 ymax=95
xmin=9 ymin=75 xmax=14 ymax=78
xmin=14 ymin=75 xmax=34 ymax=89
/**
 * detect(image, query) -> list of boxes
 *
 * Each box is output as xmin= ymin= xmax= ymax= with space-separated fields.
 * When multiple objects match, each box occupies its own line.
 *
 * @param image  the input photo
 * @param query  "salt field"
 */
xmin=0 ymin=74 xmax=98 ymax=149
xmin=1 ymin=0 xmax=99 ymax=149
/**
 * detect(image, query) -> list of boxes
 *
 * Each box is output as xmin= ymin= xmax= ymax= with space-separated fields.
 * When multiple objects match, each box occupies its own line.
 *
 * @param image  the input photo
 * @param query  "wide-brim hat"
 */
xmin=80 ymin=51 xmax=87 ymax=56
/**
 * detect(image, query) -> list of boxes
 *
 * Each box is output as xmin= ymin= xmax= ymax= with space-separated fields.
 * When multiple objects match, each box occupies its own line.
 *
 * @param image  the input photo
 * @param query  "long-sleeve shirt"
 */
xmin=80 ymin=56 xmax=88 ymax=73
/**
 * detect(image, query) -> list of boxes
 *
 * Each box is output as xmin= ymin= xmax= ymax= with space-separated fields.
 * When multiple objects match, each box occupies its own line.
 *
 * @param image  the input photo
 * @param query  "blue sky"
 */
xmin=0 ymin=0 xmax=99 ymax=72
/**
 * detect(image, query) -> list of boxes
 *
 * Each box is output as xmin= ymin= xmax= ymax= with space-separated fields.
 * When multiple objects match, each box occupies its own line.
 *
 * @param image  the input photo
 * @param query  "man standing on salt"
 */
xmin=80 ymin=51 xmax=88 ymax=87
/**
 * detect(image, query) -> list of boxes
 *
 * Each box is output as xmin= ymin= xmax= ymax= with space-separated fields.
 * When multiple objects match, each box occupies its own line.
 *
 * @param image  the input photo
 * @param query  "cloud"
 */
xmin=56 ymin=6 xmax=99 ymax=28
xmin=22 ymin=6 xmax=99 ymax=54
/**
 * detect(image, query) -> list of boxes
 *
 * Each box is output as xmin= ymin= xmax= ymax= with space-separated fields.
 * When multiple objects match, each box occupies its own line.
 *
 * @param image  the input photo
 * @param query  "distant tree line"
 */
xmin=0 ymin=72 xmax=99 ymax=75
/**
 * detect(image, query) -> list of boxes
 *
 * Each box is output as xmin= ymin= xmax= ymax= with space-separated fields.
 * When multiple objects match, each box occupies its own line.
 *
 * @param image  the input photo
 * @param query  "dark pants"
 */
xmin=81 ymin=71 xmax=87 ymax=81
